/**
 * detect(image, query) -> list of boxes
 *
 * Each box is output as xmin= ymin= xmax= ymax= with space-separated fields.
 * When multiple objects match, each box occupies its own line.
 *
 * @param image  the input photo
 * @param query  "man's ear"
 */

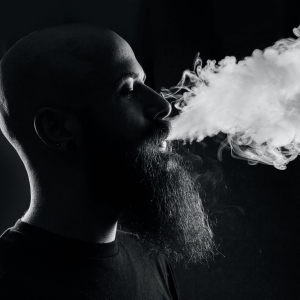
xmin=34 ymin=107 xmax=78 ymax=149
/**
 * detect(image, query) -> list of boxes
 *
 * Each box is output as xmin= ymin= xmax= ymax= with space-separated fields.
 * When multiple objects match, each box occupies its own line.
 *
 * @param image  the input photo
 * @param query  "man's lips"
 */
xmin=159 ymin=140 xmax=167 ymax=151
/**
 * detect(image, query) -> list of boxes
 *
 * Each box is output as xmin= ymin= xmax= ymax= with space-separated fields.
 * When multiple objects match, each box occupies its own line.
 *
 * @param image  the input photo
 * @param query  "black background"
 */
xmin=1 ymin=1 xmax=300 ymax=299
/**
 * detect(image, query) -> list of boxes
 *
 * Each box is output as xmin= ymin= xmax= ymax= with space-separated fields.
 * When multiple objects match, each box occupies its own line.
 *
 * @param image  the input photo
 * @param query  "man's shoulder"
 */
xmin=0 ymin=227 xmax=26 ymax=262
xmin=0 ymin=229 xmax=17 ymax=267
xmin=0 ymin=230 xmax=22 ymax=278
xmin=0 ymin=266 xmax=33 ymax=299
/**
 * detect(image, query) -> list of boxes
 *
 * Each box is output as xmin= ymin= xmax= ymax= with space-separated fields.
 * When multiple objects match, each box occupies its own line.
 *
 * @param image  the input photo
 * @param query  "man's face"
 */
xmin=88 ymin=37 xmax=171 ymax=151
xmin=85 ymin=34 xmax=215 ymax=264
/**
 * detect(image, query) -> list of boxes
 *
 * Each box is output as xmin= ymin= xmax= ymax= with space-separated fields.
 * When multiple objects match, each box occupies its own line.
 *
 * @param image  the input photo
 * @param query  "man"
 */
xmin=0 ymin=23 xmax=214 ymax=299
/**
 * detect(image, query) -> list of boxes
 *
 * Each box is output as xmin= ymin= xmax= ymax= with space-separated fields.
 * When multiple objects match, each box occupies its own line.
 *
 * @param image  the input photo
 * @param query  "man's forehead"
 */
xmin=2 ymin=25 xmax=120 ymax=72
xmin=97 ymin=41 xmax=144 ymax=83
xmin=60 ymin=26 xmax=141 ymax=78
xmin=2 ymin=24 xmax=143 ymax=93
xmin=50 ymin=26 xmax=144 ymax=90
xmin=44 ymin=24 xmax=141 ymax=76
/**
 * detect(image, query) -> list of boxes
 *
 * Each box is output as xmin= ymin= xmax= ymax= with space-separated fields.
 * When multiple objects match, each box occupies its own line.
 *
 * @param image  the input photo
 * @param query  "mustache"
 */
xmin=142 ymin=119 xmax=171 ymax=146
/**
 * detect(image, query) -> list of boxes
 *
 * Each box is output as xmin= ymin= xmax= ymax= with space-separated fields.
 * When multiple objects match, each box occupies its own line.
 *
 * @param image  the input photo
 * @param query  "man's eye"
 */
xmin=121 ymin=87 xmax=135 ymax=96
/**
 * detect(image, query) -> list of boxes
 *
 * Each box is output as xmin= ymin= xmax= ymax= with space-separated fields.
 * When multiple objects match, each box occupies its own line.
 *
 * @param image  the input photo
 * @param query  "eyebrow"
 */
xmin=114 ymin=72 xmax=147 ymax=86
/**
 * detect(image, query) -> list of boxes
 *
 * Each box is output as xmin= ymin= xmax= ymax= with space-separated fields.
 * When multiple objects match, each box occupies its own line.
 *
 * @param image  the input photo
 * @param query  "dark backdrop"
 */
xmin=1 ymin=1 xmax=300 ymax=299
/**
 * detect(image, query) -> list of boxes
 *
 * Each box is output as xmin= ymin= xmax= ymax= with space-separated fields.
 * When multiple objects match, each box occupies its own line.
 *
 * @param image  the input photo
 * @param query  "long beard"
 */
xmin=118 ymin=121 xmax=216 ymax=264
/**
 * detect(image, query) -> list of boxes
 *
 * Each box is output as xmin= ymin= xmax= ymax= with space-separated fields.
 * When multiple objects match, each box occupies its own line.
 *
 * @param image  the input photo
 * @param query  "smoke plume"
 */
xmin=163 ymin=26 xmax=300 ymax=170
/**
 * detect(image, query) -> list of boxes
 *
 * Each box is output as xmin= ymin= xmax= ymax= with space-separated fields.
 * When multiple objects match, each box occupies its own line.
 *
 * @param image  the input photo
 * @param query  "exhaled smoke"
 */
xmin=162 ymin=26 xmax=300 ymax=170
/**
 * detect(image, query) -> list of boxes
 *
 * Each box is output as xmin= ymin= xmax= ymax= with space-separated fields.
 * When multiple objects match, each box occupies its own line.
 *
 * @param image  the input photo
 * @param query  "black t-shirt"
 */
xmin=0 ymin=219 xmax=180 ymax=300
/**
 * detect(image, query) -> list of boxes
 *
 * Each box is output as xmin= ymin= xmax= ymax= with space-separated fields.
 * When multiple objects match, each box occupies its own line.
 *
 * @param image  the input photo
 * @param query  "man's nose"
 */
xmin=142 ymin=85 xmax=171 ymax=120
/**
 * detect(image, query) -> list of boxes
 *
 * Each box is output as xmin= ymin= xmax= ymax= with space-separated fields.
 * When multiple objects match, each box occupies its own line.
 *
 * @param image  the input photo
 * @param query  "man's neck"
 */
xmin=21 ymin=204 xmax=118 ymax=244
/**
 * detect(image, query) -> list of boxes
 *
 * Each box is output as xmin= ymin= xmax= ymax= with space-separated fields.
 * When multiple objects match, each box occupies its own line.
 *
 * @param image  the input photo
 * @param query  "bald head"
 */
xmin=0 ymin=23 xmax=133 ymax=163
xmin=0 ymin=21 xmax=171 ymax=196
xmin=0 ymin=24 xmax=214 ymax=263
